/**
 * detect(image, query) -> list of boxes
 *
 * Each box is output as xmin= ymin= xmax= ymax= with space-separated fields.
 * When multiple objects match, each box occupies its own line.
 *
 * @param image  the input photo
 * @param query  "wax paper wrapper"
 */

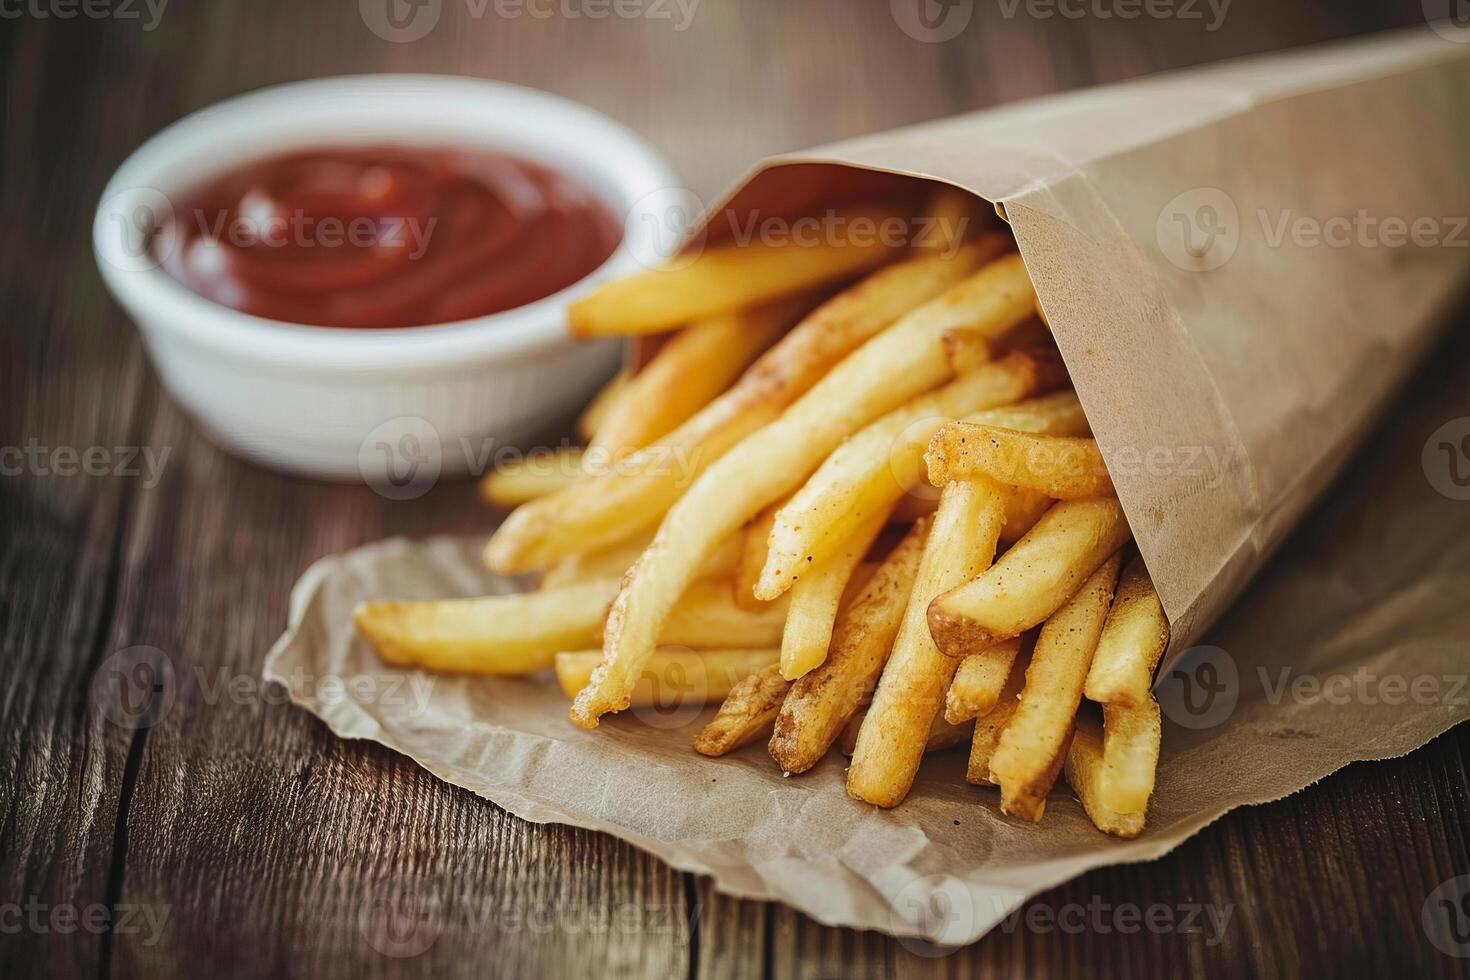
xmin=265 ymin=26 xmax=1470 ymax=943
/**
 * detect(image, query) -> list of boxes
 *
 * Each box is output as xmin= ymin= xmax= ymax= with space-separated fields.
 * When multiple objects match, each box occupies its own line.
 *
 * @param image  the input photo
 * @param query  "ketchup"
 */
xmin=155 ymin=147 xmax=622 ymax=329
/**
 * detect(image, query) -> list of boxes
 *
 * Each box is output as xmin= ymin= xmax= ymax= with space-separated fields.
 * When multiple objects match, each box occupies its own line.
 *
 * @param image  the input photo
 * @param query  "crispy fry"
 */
xmin=966 ymin=649 xmax=1029 ymax=784
xmin=479 ymin=448 xmax=584 ymax=508
xmin=541 ymin=532 xmax=740 ymax=590
xmin=577 ymin=370 xmax=629 ymax=442
xmin=355 ymin=578 xmax=622 ymax=675
xmin=734 ymin=498 xmax=785 ymax=611
xmin=578 ymin=250 xmax=1036 ymax=728
xmin=553 ymin=648 xmax=777 ymax=705
xmin=927 ymin=496 xmax=1132 ymax=656
xmin=847 ymin=479 xmax=1006 ymax=807
xmin=485 ymin=240 xmax=1002 ymax=572
xmin=693 ymin=663 xmax=791 ymax=756
xmin=567 ymin=202 xmax=905 ymax=337
xmin=1065 ymin=711 xmax=1146 ymax=838
xmin=779 ymin=506 xmax=890 ymax=680
xmin=840 ymin=706 xmax=972 ymax=757
xmin=990 ymin=554 xmax=1121 ymax=821
xmin=1100 ymin=698 xmax=1161 ymax=814
xmin=755 ymin=355 xmax=1071 ymax=602
xmin=926 ymin=425 xmax=1113 ymax=498
xmin=594 ymin=578 xmax=792 ymax=650
xmin=944 ymin=634 xmax=1025 ymax=724
xmin=769 ymin=519 xmax=930 ymax=773
xmin=588 ymin=297 xmax=803 ymax=456
xmin=1083 ymin=554 xmax=1170 ymax=707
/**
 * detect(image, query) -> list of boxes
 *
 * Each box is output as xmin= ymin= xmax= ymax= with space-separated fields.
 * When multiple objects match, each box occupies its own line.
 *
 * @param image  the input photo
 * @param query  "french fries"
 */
xmin=848 ymin=479 xmax=1006 ymax=807
xmin=1084 ymin=554 xmax=1170 ymax=706
xmin=485 ymin=239 xmax=1003 ymax=572
xmin=553 ymin=648 xmax=777 ymax=705
xmin=588 ymin=297 xmax=805 ymax=456
xmin=480 ymin=448 xmax=585 ymax=508
xmin=1065 ymin=712 xmax=1147 ymax=838
xmin=944 ymin=634 xmax=1025 ymax=725
xmin=925 ymin=425 xmax=1113 ymax=499
xmin=693 ymin=663 xmax=790 ymax=756
xmin=568 ymin=203 xmax=906 ymax=337
xmin=989 ymin=554 xmax=1121 ymax=821
xmin=926 ymin=496 xmax=1132 ymax=657
xmin=757 ymin=382 xmax=1080 ymax=603
xmin=578 ymin=250 xmax=1037 ymax=729
xmin=769 ymin=519 xmax=929 ymax=773
xmin=365 ymin=190 xmax=1187 ymax=839
xmin=779 ymin=507 xmax=890 ymax=680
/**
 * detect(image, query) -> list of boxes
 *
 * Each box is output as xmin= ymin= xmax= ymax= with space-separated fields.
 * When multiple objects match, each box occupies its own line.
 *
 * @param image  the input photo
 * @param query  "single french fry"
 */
xmin=927 ymin=496 xmax=1132 ymax=656
xmin=990 ymin=554 xmax=1121 ymax=821
xmin=734 ymin=498 xmax=785 ymax=611
xmin=1065 ymin=712 xmax=1147 ymax=838
xmin=847 ymin=479 xmax=1006 ymax=807
xmin=480 ymin=448 xmax=584 ymax=508
xmin=944 ymin=635 xmax=1025 ymax=725
xmin=914 ymin=185 xmax=983 ymax=254
xmin=692 ymin=663 xmax=791 ymax=756
xmin=577 ymin=371 xmax=630 ymax=442
xmin=588 ymin=298 xmax=802 ymax=456
xmin=485 ymin=240 xmax=1002 ymax=573
xmin=567 ymin=202 xmax=905 ymax=337
xmin=926 ymin=425 xmax=1113 ymax=499
xmin=579 ymin=250 xmax=1036 ymax=729
xmin=1100 ymin=698 xmax=1161 ymax=814
xmin=553 ymin=648 xmax=778 ymax=706
xmin=1084 ymin=554 xmax=1170 ymax=707
xmin=779 ymin=506 xmax=890 ymax=680
xmin=769 ymin=519 xmax=930 ymax=773
xmin=999 ymin=488 xmax=1053 ymax=545
xmin=755 ymin=356 xmax=1071 ymax=602
xmin=355 ymin=578 xmax=622 ymax=675
xmin=966 ymin=649 xmax=1029 ymax=785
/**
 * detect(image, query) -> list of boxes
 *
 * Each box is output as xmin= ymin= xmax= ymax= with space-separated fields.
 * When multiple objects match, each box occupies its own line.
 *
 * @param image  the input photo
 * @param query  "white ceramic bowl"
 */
xmin=94 ymin=75 xmax=678 ymax=487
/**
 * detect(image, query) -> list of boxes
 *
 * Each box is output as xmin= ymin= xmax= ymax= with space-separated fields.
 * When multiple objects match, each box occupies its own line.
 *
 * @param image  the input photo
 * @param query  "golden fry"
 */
xmin=734 ymin=498 xmax=785 ymax=611
xmin=1083 ymin=554 xmax=1170 ymax=707
xmin=779 ymin=506 xmax=890 ymax=680
xmin=927 ymin=496 xmax=1132 ymax=656
xmin=577 ymin=370 xmax=629 ymax=443
xmin=926 ymin=425 xmax=1112 ymax=498
xmin=965 ymin=649 xmax=1029 ymax=785
xmin=1100 ymin=698 xmax=1161 ymax=815
xmin=944 ymin=634 xmax=1025 ymax=725
xmin=553 ymin=648 xmax=778 ymax=706
xmin=1065 ymin=711 xmax=1147 ymax=838
xmin=479 ymin=448 xmax=584 ymax=508
xmin=693 ymin=663 xmax=791 ymax=756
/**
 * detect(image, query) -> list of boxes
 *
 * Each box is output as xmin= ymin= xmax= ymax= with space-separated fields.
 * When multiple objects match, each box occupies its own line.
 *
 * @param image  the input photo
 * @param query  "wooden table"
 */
xmin=4 ymin=1 xmax=1467 ymax=976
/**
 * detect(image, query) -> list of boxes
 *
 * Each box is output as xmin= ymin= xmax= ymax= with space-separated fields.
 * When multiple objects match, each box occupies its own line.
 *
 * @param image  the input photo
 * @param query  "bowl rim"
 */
xmin=92 ymin=73 xmax=679 ymax=370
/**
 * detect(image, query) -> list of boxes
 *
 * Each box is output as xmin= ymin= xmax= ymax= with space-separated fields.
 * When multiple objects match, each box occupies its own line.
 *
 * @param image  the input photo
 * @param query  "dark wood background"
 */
xmin=4 ymin=1 xmax=1468 ymax=977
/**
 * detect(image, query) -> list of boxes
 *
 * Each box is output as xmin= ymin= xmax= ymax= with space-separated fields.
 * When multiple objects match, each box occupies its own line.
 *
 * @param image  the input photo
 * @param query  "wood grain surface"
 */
xmin=2 ymin=1 xmax=1467 ymax=977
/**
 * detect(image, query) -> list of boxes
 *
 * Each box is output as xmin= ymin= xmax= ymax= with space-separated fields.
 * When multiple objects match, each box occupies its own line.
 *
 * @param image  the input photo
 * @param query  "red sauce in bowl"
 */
xmin=154 ymin=147 xmax=622 ymax=329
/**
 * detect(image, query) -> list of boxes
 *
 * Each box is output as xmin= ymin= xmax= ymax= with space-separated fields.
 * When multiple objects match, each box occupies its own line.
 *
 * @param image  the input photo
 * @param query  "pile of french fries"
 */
xmin=354 ymin=188 xmax=1171 ymax=837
